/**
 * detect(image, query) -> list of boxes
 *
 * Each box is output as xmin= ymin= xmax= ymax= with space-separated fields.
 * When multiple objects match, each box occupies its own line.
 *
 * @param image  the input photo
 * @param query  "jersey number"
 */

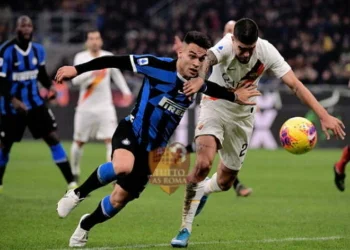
xmin=239 ymin=143 xmax=248 ymax=157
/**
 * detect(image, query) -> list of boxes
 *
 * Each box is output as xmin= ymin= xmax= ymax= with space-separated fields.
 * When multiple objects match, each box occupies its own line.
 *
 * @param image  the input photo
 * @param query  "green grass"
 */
xmin=0 ymin=141 xmax=349 ymax=250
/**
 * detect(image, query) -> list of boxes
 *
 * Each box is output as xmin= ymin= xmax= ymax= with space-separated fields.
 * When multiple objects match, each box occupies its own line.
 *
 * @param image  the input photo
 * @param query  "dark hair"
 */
xmin=183 ymin=31 xmax=212 ymax=49
xmin=85 ymin=29 xmax=101 ymax=40
xmin=234 ymin=18 xmax=259 ymax=45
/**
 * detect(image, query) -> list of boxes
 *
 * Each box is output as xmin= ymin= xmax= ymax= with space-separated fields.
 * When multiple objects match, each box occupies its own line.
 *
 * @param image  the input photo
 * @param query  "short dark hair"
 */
xmin=234 ymin=18 xmax=259 ymax=45
xmin=183 ymin=31 xmax=212 ymax=49
xmin=85 ymin=29 xmax=100 ymax=40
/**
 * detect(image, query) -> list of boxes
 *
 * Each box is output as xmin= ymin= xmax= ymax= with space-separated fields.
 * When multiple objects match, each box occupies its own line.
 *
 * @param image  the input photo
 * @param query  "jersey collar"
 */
xmin=14 ymin=42 xmax=32 ymax=56
xmin=176 ymin=72 xmax=187 ymax=82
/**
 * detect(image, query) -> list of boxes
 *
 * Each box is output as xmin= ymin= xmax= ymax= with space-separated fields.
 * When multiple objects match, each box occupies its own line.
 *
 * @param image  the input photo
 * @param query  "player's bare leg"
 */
xmin=69 ymin=184 xmax=134 ymax=247
xmin=43 ymin=131 xmax=76 ymax=188
xmin=70 ymin=140 xmax=85 ymax=183
xmin=186 ymin=143 xmax=252 ymax=197
xmin=171 ymin=135 xmax=217 ymax=248
xmin=57 ymin=148 xmax=134 ymax=218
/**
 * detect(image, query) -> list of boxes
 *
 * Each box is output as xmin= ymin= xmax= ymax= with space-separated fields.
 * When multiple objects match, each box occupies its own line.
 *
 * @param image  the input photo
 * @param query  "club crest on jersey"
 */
xmin=137 ymin=58 xmax=149 ymax=66
xmin=122 ymin=138 xmax=131 ymax=145
xmin=32 ymin=57 xmax=37 ymax=65
xmin=0 ymin=58 xmax=3 ymax=67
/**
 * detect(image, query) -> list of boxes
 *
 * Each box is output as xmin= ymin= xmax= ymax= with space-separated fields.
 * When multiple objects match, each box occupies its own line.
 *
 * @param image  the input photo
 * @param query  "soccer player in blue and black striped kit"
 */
xmin=0 ymin=16 xmax=76 ymax=192
xmin=55 ymin=31 xmax=261 ymax=247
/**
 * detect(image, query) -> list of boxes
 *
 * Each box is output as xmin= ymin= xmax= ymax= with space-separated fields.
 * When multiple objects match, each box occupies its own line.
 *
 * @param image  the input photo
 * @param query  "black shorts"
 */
xmin=0 ymin=105 xmax=57 ymax=142
xmin=111 ymin=119 xmax=151 ymax=198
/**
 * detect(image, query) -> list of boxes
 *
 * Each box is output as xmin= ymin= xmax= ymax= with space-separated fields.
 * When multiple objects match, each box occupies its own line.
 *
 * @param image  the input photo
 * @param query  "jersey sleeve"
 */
xmin=209 ymin=34 xmax=233 ymax=63
xmin=0 ymin=48 xmax=10 ymax=78
xmin=72 ymin=53 xmax=93 ymax=86
xmin=73 ymin=53 xmax=81 ymax=66
xmin=265 ymin=41 xmax=291 ymax=78
xmin=129 ymin=54 xmax=173 ymax=79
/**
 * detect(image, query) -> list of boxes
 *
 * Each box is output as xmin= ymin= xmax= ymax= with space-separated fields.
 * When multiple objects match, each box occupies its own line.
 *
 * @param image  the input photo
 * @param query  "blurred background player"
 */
xmin=175 ymin=20 xmax=253 ymax=197
xmin=0 ymin=16 xmax=76 ymax=192
xmin=70 ymin=30 xmax=133 ymax=183
xmin=334 ymin=145 xmax=349 ymax=191
xmin=171 ymin=18 xmax=345 ymax=248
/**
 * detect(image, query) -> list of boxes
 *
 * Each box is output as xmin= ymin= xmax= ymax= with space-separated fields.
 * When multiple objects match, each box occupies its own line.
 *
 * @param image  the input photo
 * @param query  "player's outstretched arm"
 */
xmin=183 ymin=78 xmax=261 ymax=104
xmin=55 ymin=56 xmax=132 ymax=83
xmin=281 ymin=70 xmax=346 ymax=140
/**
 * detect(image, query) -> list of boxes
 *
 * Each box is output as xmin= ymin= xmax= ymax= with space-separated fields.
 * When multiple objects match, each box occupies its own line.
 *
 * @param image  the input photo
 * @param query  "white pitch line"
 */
xmin=54 ymin=236 xmax=345 ymax=250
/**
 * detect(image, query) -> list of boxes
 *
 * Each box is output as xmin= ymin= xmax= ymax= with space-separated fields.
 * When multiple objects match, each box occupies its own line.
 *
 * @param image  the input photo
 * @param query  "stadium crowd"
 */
xmin=1 ymin=0 xmax=349 ymax=84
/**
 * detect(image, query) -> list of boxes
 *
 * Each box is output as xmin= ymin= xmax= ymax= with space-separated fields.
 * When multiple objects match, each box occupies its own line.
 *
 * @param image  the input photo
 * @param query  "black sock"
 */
xmin=0 ymin=165 xmax=7 ymax=185
xmin=75 ymin=168 xmax=103 ymax=198
xmin=56 ymin=161 xmax=75 ymax=183
xmin=80 ymin=202 xmax=109 ymax=231
xmin=233 ymin=178 xmax=240 ymax=189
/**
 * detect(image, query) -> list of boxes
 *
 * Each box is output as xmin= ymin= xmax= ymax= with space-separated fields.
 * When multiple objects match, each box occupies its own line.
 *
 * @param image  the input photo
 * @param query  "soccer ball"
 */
xmin=279 ymin=117 xmax=317 ymax=154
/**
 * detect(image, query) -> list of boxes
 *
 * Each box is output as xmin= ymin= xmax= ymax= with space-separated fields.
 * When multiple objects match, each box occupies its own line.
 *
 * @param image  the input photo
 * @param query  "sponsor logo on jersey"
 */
xmin=137 ymin=58 xmax=149 ymax=66
xmin=158 ymin=96 xmax=186 ymax=117
xmin=12 ymin=69 xmax=39 ymax=81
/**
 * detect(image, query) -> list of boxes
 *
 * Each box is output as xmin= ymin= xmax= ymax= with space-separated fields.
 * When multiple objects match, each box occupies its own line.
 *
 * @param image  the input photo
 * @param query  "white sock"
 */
xmin=70 ymin=142 xmax=83 ymax=176
xmin=204 ymin=173 xmax=222 ymax=196
xmin=106 ymin=143 xmax=112 ymax=162
xmin=180 ymin=180 xmax=206 ymax=233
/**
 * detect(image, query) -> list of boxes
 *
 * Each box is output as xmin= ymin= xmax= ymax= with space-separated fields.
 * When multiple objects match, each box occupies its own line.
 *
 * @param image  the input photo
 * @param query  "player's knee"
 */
xmin=216 ymin=169 xmax=237 ymax=191
xmin=43 ymin=132 xmax=60 ymax=146
xmin=112 ymin=149 xmax=135 ymax=175
xmin=112 ymin=161 xmax=133 ymax=175
xmin=195 ymin=157 xmax=212 ymax=175
xmin=110 ymin=185 xmax=134 ymax=208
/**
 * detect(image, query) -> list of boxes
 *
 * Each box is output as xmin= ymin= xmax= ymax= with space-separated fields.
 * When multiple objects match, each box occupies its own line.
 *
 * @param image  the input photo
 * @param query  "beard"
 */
xmin=17 ymin=31 xmax=33 ymax=44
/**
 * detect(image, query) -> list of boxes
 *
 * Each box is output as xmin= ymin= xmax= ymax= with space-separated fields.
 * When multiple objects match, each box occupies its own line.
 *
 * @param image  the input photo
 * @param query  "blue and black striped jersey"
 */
xmin=0 ymin=39 xmax=46 ymax=114
xmin=126 ymin=54 xmax=194 ymax=151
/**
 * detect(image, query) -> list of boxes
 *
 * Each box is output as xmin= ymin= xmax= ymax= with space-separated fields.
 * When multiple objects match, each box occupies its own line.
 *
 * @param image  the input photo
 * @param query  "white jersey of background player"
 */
xmin=171 ymin=18 xmax=345 ymax=248
xmin=70 ymin=30 xmax=133 ymax=182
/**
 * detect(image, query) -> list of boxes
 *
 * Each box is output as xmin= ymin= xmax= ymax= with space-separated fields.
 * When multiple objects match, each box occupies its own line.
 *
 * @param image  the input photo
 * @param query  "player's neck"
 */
xmin=89 ymin=50 xmax=100 ymax=58
xmin=15 ymin=37 xmax=30 ymax=51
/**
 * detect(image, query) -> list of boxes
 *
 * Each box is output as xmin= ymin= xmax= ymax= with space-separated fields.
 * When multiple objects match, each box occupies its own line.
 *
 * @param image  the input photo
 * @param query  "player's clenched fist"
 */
xmin=55 ymin=66 xmax=78 ymax=83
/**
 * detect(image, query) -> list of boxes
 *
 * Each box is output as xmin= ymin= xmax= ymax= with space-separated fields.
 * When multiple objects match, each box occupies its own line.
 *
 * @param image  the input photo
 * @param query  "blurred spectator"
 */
xmin=2 ymin=0 xmax=349 ymax=84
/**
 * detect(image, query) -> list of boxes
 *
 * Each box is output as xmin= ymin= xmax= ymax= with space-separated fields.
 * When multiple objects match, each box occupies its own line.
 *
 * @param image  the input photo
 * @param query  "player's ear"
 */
xmin=177 ymin=48 xmax=183 ymax=58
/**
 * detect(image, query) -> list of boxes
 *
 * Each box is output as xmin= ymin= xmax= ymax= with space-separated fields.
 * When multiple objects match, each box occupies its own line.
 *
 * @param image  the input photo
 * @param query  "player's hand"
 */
xmin=119 ymin=94 xmax=134 ymax=107
xmin=183 ymin=78 xmax=205 ymax=96
xmin=11 ymin=98 xmax=28 ymax=114
xmin=55 ymin=66 xmax=77 ymax=83
xmin=319 ymin=114 xmax=346 ymax=140
xmin=47 ymin=84 xmax=57 ymax=100
xmin=232 ymin=84 xmax=261 ymax=105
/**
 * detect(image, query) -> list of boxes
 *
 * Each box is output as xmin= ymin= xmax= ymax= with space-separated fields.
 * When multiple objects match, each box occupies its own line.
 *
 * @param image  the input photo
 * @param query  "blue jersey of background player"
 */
xmin=0 ymin=16 xmax=76 ymax=192
xmin=55 ymin=31 xmax=260 ymax=247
